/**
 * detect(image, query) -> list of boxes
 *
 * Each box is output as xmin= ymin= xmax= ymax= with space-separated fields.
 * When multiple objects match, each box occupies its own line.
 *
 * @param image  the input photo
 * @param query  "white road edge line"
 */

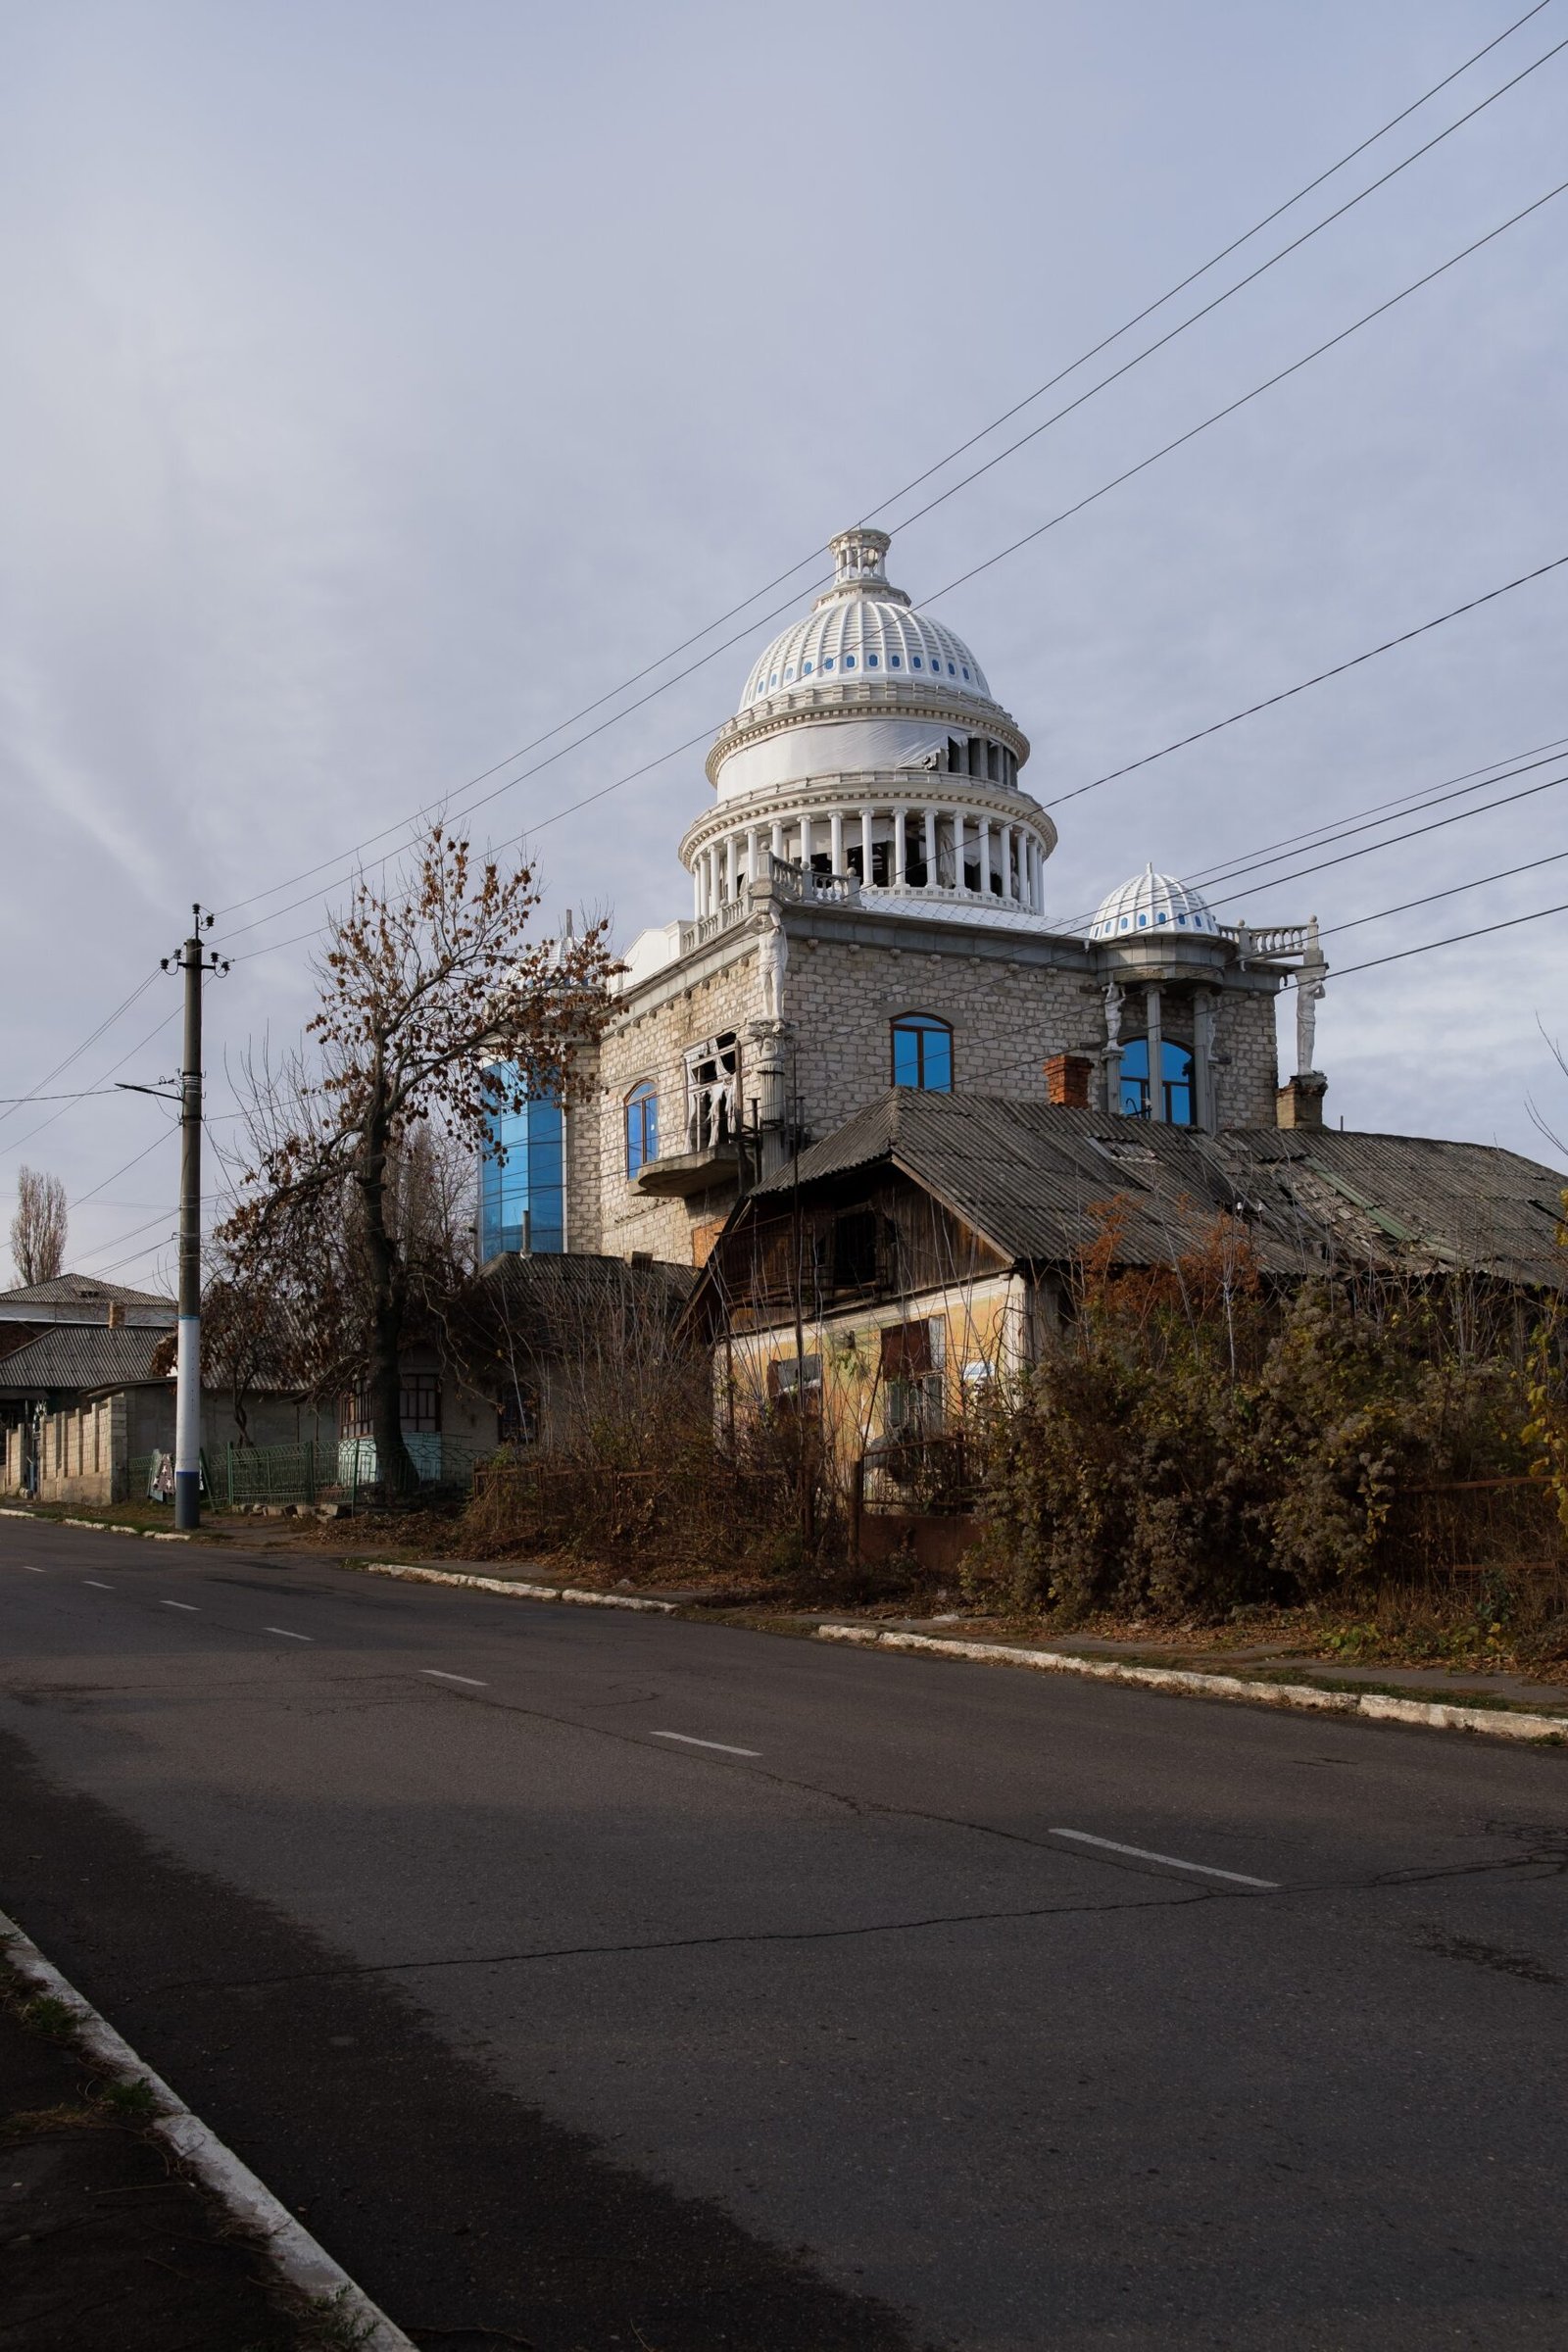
xmin=649 ymin=1730 xmax=762 ymax=1758
xmin=158 ymin=1599 xmax=199 ymax=1612
xmin=0 ymin=1905 xmax=415 ymax=2350
xmin=266 ymin=1627 xmax=313 ymax=1642
xmin=421 ymin=1668 xmax=487 ymax=1688
xmin=1051 ymin=1828 xmax=1278 ymax=1889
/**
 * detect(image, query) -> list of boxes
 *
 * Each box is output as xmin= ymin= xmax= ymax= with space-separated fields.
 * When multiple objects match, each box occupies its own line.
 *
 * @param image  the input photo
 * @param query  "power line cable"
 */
xmin=1314 ymin=844 xmax=1568 ymax=939
xmin=866 ymin=30 xmax=1568 ymax=552
xmin=1050 ymin=734 xmax=1568 ymax=932
xmin=210 ymin=12 xmax=1562 ymax=932
xmin=1284 ymin=893 xmax=1568 ymax=987
xmin=921 ymin=175 xmax=1568 ymax=616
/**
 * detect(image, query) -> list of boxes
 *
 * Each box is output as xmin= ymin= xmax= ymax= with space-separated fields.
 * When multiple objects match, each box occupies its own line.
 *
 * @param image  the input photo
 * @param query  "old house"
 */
xmin=684 ymin=1090 xmax=1568 ymax=1477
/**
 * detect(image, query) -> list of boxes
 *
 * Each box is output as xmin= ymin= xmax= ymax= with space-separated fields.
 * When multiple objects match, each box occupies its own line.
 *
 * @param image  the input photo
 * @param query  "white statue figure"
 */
xmin=1297 ymin=968 xmax=1326 ymax=1075
xmin=1102 ymin=980 xmax=1124 ymax=1050
xmin=760 ymin=906 xmax=788 ymax=1023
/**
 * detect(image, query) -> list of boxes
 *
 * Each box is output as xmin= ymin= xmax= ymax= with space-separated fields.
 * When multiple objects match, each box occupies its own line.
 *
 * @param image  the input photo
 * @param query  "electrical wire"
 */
xmin=210 ymin=13 xmax=1564 ymax=935
xmin=920 ymin=176 xmax=1568 ymax=614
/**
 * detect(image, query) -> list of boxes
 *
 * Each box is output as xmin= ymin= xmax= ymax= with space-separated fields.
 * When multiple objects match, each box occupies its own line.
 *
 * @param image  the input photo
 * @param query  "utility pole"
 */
xmin=161 ymin=909 xmax=227 ymax=1532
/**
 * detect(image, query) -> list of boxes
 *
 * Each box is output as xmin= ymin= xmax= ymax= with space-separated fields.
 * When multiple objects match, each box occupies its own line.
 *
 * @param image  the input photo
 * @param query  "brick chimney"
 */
xmin=1045 ymin=1053 xmax=1094 ymax=1108
xmin=107 ymin=1301 xmax=124 ymax=1329
xmin=1277 ymin=1073 xmax=1328 ymax=1130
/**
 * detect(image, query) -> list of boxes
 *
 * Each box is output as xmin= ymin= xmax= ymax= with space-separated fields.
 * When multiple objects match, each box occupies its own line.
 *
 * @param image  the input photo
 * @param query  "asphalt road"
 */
xmin=1 ymin=1519 xmax=1565 ymax=2351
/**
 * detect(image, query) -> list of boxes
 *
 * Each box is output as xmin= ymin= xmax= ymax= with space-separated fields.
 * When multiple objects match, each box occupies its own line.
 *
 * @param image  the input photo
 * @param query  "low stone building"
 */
xmin=480 ymin=526 xmax=1327 ymax=1274
xmin=0 ymin=1315 xmax=335 ymax=1506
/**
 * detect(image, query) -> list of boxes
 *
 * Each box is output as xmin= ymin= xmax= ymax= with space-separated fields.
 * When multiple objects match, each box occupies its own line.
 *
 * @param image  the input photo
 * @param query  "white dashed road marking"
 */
xmin=266 ymin=1627 xmax=313 ymax=1642
xmin=1050 ymin=1828 xmax=1278 ymax=1889
xmin=83 ymin=1581 xmax=114 ymax=1592
xmin=159 ymin=1600 xmax=199 ymax=1613
xmin=421 ymin=1669 xmax=487 ymax=1688
xmin=650 ymin=1731 xmax=762 ymax=1758
xmin=23 ymin=1565 xmax=44 ymax=1574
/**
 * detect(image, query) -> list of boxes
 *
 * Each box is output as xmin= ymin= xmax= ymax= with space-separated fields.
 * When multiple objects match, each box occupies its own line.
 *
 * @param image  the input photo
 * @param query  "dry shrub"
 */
xmin=971 ymin=1206 xmax=1554 ymax=1623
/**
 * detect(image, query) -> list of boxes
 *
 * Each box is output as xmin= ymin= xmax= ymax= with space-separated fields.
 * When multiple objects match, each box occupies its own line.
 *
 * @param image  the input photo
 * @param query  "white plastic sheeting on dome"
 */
xmin=716 ymin=717 xmax=962 ymax=802
xmin=1088 ymin=863 xmax=1221 ymax=940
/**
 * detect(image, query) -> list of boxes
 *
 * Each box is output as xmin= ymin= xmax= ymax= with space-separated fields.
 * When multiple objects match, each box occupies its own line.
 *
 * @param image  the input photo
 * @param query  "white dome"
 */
xmin=738 ymin=527 xmax=992 ymax=712
xmin=1089 ymin=863 xmax=1221 ymax=940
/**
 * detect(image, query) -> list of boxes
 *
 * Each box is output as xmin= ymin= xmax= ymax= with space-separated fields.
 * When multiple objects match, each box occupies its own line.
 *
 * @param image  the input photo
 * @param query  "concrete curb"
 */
xmin=0 ymin=1507 xmax=192 ymax=1543
xmin=815 ymin=1624 xmax=1568 ymax=1744
xmin=361 ymin=1559 xmax=678 ymax=1613
xmin=0 ymin=1905 xmax=416 ymax=2350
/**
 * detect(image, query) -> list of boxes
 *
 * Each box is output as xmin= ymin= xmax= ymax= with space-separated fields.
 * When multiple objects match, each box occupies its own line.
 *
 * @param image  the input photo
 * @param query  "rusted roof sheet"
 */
xmin=744 ymin=1092 xmax=1568 ymax=1286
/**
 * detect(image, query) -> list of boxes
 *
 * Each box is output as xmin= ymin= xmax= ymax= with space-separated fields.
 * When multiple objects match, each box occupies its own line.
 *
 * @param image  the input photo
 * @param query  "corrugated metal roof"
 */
xmin=0 ymin=1273 xmax=172 ymax=1308
xmin=744 ymin=1092 xmax=1568 ymax=1286
xmin=0 ymin=1323 xmax=170 ymax=1397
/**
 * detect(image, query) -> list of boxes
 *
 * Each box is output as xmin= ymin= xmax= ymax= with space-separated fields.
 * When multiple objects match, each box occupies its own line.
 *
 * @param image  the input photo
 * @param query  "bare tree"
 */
xmin=219 ymin=826 xmax=615 ymax=1498
xmin=10 ymin=1167 xmax=67 ymax=1287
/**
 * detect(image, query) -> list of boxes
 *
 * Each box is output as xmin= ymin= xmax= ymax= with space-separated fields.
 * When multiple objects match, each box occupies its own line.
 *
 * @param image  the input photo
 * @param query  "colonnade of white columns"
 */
xmin=689 ymin=801 xmax=1050 ymax=917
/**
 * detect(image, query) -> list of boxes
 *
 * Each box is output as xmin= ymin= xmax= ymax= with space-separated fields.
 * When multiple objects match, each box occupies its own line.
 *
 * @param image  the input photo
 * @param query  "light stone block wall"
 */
xmin=585 ymin=936 xmax=765 ymax=1265
xmin=565 ymin=901 xmax=1288 ymax=1266
xmin=1212 ymin=987 xmax=1282 ymax=1129
xmin=786 ymin=936 xmax=1094 ymax=1137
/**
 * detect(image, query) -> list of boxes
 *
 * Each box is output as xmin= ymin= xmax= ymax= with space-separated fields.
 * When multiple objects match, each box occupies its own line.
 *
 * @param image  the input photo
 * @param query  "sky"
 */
xmin=3 ymin=0 xmax=1567 ymax=1289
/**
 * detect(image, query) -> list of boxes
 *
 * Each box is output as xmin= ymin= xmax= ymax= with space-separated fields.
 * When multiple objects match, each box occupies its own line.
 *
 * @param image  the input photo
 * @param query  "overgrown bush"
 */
xmin=970 ymin=1207 xmax=1552 ymax=1621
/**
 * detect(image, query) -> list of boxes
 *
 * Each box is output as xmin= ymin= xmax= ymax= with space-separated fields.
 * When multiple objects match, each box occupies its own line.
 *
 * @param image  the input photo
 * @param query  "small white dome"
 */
xmin=738 ymin=526 xmax=992 ymax=712
xmin=1089 ymin=863 xmax=1220 ymax=940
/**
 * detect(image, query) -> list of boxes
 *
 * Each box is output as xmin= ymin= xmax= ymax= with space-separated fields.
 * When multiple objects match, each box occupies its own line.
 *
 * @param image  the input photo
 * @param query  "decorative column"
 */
xmin=1146 ymin=983 xmax=1165 ymax=1122
xmin=771 ymin=818 xmax=785 ymax=864
xmin=1102 ymin=983 xmax=1125 ymax=1114
xmin=799 ymin=810 xmax=813 ymax=872
xmin=745 ymin=827 xmax=760 ymax=897
xmin=859 ymin=806 xmax=874 ymax=886
xmin=922 ymin=807 xmax=937 ymax=887
xmin=1001 ymin=822 xmax=1015 ymax=900
xmin=978 ymin=818 xmax=993 ymax=898
xmin=724 ymin=835 xmax=737 ymax=902
xmin=692 ymin=861 xmax=703 ymax=919
xmin=892 ymin=805 xmax=907 ymax=886
xmin=1193 ymin=988 xmax=1216 ymax=1133
xmin=952 ymin=808 xmax=966 ymax=891
xmin=830 ymin=809 xmax=845 ymax=875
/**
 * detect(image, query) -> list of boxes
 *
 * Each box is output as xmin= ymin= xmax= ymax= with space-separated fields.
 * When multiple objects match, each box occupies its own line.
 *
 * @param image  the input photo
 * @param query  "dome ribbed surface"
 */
xmin=738 ymin=527 xmax=990 ymax=712
xmin=1089 ymin=863 xmax=1220 ymax=940
xmin=740 ymin=602 xmax=991 ymax=710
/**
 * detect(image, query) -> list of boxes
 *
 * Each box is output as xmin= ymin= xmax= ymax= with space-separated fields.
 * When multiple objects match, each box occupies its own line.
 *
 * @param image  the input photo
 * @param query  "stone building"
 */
xmin=480 ymin=526 xmax=1327 ymax=1271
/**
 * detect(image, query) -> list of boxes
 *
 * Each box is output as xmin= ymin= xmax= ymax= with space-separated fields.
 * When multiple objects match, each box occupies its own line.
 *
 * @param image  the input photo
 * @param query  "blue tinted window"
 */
xmin=822 ymin=657 xmax=835 ymax=670
xmin=625 ymin=1081 xmax=659 ymax=1177
xmin=803 ymin=660 xmax=813 ymax=674
xmin=890 ymin=654 xmax=902 ymax=668
xmin=911 ymin=656 xmax=923 ymax=669
xmin=1119 ymin=1038 xmax=1194 ymax=1125
xmin=891 ymin=1014 xmax=954 ymax=1092
xmin=844 ymin=653 xmax=856 ymax=668
xmin=867 ymin=652 xmax=879 ymax=666
xmin=479 ymin=1069 xmax=564 ymax=1257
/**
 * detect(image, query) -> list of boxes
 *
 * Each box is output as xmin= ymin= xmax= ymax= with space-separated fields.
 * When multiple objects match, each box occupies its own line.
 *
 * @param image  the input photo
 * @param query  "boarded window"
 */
xmin=880 ymin=1321 xmax=935 ymax=1379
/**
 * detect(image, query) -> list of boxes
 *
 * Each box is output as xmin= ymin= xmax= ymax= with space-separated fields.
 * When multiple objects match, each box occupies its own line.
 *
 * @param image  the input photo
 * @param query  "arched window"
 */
xmin=1119 ymin=1038 xmax=1193 ymax=1125
xmin=891 ymin=1013 xmax=954 ymax=1092
xmin=624 ymin=1079 xmax=659 ymax=1176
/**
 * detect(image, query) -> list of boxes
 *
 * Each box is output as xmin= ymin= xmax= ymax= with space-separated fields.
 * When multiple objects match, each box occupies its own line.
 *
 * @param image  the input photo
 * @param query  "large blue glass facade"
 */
xmin=479 ymin=1067 xmax=564 ymax=1258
